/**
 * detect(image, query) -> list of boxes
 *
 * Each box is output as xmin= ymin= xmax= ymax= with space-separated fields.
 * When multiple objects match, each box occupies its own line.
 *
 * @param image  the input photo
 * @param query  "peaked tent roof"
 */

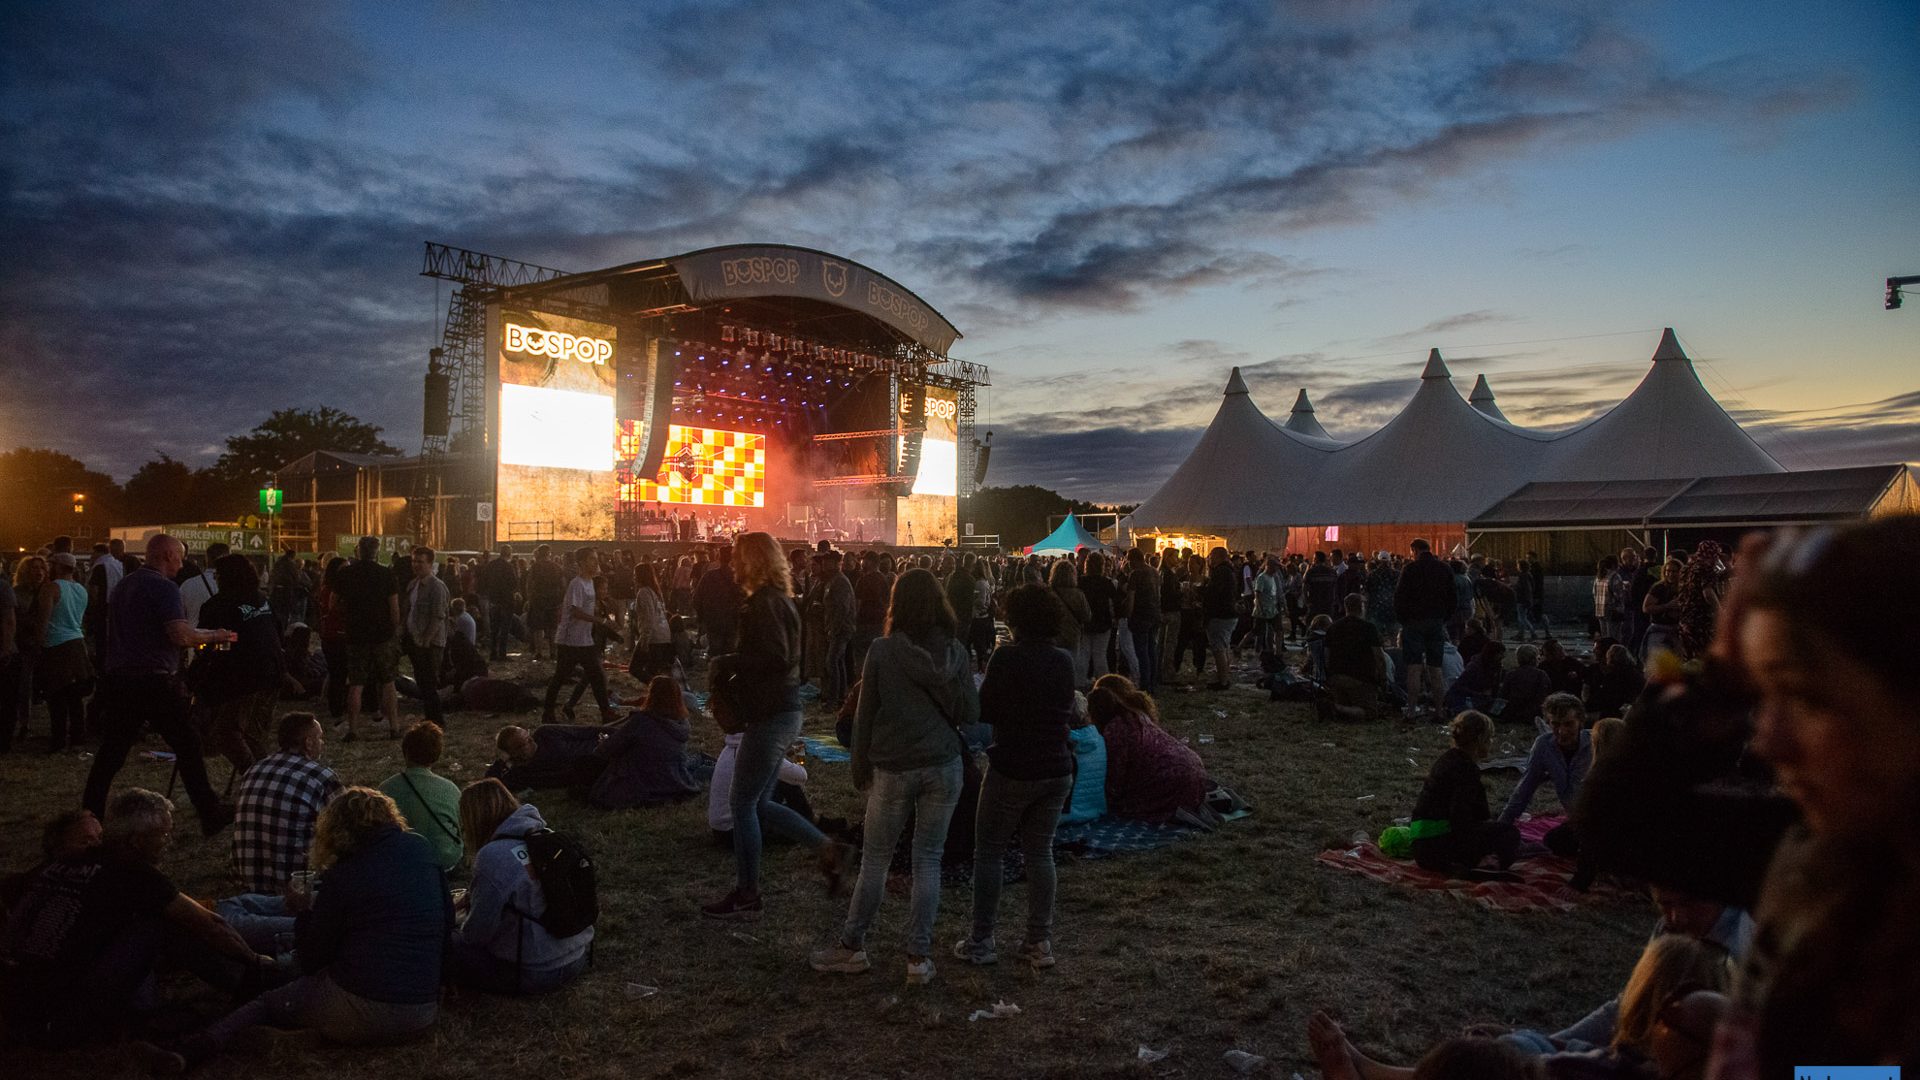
xmin=1468 ymin=375 xmax=1509 ymax=421
xmin=1545 ymin=328 xmax=1782 ymax=482
xmin=1027 ymin=513 xmax=1105 ymax=555
xmin=1283 ymin=389 xmax=1333 ymax=439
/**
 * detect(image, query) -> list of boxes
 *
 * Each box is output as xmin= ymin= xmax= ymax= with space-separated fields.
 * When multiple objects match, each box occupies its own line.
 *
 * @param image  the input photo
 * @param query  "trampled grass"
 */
xmin=1 ymin=656 xmax=1649 ymax=1079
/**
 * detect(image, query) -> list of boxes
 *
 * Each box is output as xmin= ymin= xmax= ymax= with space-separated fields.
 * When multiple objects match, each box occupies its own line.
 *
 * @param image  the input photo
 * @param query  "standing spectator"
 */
xmin=954 ymin=583 xmax=1075 ymax=970
xmin=523 ymin=544 xmax=565 ymax=664
xmin=542 ymin=548 xmax=618 ymax=724
xmin=1248 ymin=556 xmax=1282 ymax=657
xmin=314 ymin=557 xmax=351 ymax=721
xmin=1201 ymin=547 xmax=1238 ymax=690
xmin=811 ymin=568 xmax=976 ymax=984
xmin=1125 ymin=548 xmax=1162 ymax=693
xmin=1393 ymin=538 xmax=1455 ymax=718
xmin=1364 ymin=554 xmax=1399 ymax=646
xmin=269 ymin=546 xmax=308 ymax=633
xmin=1590 ymin=554 xmax=1619 ymax=642
xmin=1079 ymin=553 xmax=1119 ymax=685
xmin=1303 ymin=551 xmax=1338 ymax=621
xmin=1049 ymin=561 xmax=1092 ymax=688
xmin=230 ymin=712 xmax=342 ymax=895
xmin=0 ymin=560 xmax=16 ymax=754
xmin=402 ymin=545 xmax=449 ymax=727
xmin=820 ymin=550 xmax=856 ymax=709
xmin=178 ymin=541 xmax=226 ymax=629
xmin=695 ymin=545 xmax=741 ymax=658
xmin=626 ymin=562 xmax=674 ymax=681
xmin=851 ymin=551 xmax=889 ymax=673
xmin=337 ymin=537 xmax=401 ymax=741
xmin=36 ymin=552 xmax=92 ymax=751
xmin=476 ymin=545 xmax=518 ymax=661
xmin=377 ymin=720 xmax=464 ymax=872
xmin=702 ymin=532 xmax=850 ymax=921
xmin=8 ymin=556 xmax=49 ymax=750
xmin=81 ymin=534 xmax=237 ymax=832
xmin=1511 ymin=559 xmax=1537 ymax=641
xmin=194 ymin=553 xmax=286 ymax=774
xmin=968 ymin=559 xmax=998 ymax=673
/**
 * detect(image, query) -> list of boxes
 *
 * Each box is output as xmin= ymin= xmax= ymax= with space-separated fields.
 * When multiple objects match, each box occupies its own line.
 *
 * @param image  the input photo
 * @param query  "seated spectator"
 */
xmin=1585 ymin=644 xmax=1646 ymax=717
xmin=1087 ymin=675 xmax=1208 ymax=825
xmin=183 ymin=788 xmax=452 ymax=1061
xmin=1456 ymin=619 xmax=1490 ymax=670
xmin=282 ymin=623 xmax=326 ymax=700
xmin=1 ymin=789 xmax=269 ymax=1054
xmin=232 ymin=713 xmax=343 ymax=895
xmin=486 ymin=723 xmax=609 ymax=792
xmin=1059 ymin=694 xmax=1107 ymax=826
xmin=708 ymin=731 xmax=812 ymax=847
xmin=1498 ymin=694 xmax=1593 ymax=849
xmin=448 ymin=597 xmax=477 ymax=647
xmin=1301 ymin=614 xmax=1332 ymax=682
xmin=1538 ymin=637 xmax=1585 ymax=697
xmin=377 ymin=721 xmax=464 ymax=872
xmin=1549 ymin=885 xmax=1753 ymax=1051
xmin=1497 ymin=644 xmax=1553 ymax=726
xmin=589 ymin=675 xmax=700 ymax=809
xmin=1443 ymin=641 xmax=1506 ymax=715
xmin=1439 ymin=639 xmax=1465 ymax=685
xmin=2 ymin=810 xmax=103 ymax=912
xmin=451 ymin=779 xmax=592 ymax=995
xmin=1324 ymin=594 xmax=1388 ymax=713
xmin=1409 ymin=711 xmax=1520 ymax=878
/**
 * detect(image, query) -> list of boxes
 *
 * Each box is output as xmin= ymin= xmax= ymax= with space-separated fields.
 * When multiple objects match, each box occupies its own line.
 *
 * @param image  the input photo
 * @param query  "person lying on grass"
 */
xmin=1308 ymin=932 xmax=1730 ymax=1080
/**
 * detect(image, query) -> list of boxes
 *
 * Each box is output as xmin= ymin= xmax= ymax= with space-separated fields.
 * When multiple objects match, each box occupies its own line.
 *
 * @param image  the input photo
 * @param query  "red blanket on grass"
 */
xmin=1314 ymin=815 xmax=1621 ymax=913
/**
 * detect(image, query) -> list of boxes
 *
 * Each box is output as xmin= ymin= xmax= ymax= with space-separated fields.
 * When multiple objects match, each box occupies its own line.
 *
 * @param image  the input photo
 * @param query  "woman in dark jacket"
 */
xmin=702 ymin=532 xmax=849 ymax=921
xmin=195 ymin=553 xmax=287 ymax=773
xmin=590 ymin=675 xmax=699 ymax=809
xmin=1409 ymin=710 xmax=1520 ymax=877
xmin=185 ymin=787 xmax=451 ymax=1061
xmin=954 ymin=584 xmax=1077 ymax=970
xmin=1586 ymin=643 xmax=1646 ymax=717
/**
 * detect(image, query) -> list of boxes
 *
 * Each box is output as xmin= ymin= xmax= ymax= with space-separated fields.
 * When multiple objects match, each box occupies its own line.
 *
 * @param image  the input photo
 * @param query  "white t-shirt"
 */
xmin=707 ymin=733 xmax=808 ymax=831
xmin=180 ymin=570 xmax=219 ymax=628
xmin=555 ymin=575 xmax=598 ymax=648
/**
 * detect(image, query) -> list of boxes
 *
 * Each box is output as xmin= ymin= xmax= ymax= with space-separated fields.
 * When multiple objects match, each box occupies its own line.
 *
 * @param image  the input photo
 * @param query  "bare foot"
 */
xmin=1308 ymin=1011 xmax=1363 ymax=1080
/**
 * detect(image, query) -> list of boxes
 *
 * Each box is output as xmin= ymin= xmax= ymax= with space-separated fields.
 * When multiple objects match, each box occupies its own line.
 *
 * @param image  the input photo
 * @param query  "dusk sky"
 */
xmin=4 ymin=1 xmax=1916 ymax=503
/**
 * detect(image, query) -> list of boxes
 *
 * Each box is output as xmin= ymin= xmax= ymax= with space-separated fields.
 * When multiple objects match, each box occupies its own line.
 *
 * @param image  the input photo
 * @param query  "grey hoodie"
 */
xmin=850 ymin=631 xmax=978 ymax=788
xmin=455 ymin=803 xmax=593 ymax=972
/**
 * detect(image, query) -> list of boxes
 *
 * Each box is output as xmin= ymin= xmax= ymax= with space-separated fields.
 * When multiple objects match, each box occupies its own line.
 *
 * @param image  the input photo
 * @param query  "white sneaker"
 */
xmin=905 ymin=957 xmax=936 ymax=985
xmin=808 ymin=943 xmax=870 ymax=974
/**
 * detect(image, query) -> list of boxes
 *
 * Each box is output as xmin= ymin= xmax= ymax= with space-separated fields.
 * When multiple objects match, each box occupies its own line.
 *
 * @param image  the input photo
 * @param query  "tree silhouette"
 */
xmin=214 ymin=407 xmax=400 ymax=487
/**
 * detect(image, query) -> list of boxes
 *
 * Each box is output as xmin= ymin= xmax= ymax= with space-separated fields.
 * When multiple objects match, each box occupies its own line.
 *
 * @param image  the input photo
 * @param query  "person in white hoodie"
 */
xmin=451 ymin=779 xmax=592 ymax=995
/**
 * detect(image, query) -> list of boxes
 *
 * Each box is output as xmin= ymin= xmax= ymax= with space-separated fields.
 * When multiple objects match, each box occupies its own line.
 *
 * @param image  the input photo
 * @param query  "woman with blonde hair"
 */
xmin=1409 ymin=711 xmax=1521 ymax=878
xmin=452 ymin=778 xmax=592 ymax=994
xmin=183 ymin=787 xmax=451 ymax=1062
xmin=703 ymin=532 xmax=850 ymax=921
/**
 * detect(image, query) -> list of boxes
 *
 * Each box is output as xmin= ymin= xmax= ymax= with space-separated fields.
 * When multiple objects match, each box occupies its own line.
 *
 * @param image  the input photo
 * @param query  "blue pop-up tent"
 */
xmin=1026 ymin=513 xmax=1105 ymax=555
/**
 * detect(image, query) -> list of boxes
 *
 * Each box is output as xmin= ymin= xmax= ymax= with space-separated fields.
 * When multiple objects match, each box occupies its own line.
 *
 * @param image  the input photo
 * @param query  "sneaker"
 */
xmin=699 ymin=889 xmax=763 ymax=921
xmin=808 ymin=943 xmax=871 ymax=974
xmin=952 ymin=934 xmax=998 ymax=965
xmin=904 ymin=957 xmax=936 ymax=985
xmin=1019 ymin=940 xmax=1056 ymax=969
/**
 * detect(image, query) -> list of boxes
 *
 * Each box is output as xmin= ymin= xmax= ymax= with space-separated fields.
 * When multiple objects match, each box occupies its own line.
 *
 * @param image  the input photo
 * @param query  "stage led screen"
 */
xmin=492 ymin=308 xmax=619 ymax=542
xmin=911 ymin=437 xmax=958 ymax=497
xmin=618 ymin=423 xmax=766 ymax=507
xmin=499 ymin=384 xmax=615 ymax=471
xmin=896 ymin=385 xmax=958 ymax=545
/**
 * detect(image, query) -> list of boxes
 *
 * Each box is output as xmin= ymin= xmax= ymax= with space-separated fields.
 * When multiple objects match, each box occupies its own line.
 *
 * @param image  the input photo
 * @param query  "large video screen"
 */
xmin=897 ymin=384 xmax=958 ymax=544
xmin=618 ymin=422 xmax=766 ymax=507
xmin=492 ymin=308 xmax=619 ymax=542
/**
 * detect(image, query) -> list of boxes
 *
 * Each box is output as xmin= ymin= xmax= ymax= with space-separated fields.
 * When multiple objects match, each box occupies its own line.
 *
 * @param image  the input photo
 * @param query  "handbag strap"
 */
xmin=400 ymin=771 xmax=463 ymax=844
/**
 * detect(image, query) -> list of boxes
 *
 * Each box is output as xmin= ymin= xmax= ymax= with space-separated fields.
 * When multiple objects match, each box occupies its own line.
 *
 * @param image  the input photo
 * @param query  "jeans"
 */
xmin=842 ymin=758 xmax=963 ymax=957
xmin=208 ymin=688 xmax=276 ymax=774
xmin=84 ymin=671 xmax=222 ymax=822
xmin=484 ymin=597 xmax=514 ymax=659
xmin=544 ymin=643 xmax=611 ymax=718
xmin=1114 ymin=625 xmax=1139 ymax=685
xmin=824 ymin=631 xmax=853 ymax=706
xmin=408 ymin=644 xmax=443 ymax=724
xmin=216 ymin=894 xmax=297 ymax=955
xmin=206 ymin=971 xmax=438 ymax=1047
xmin=1084 ymin=629 xmax=1112 ymax=684
xmin=970 ymin=767 xmax=1072 ymax=946
xmin=729 ymin=710 xmax=825 ymax=892
xmin=1130 ymin=624 xmax=1160 ymax=692
xmin=1069 ymin=637 xmax=1091 ymax=688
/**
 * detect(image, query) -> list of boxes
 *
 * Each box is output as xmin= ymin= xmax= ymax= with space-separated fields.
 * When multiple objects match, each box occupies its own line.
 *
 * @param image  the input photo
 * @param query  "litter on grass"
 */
xmin=1136 ymin=1046 xmax=1169 ymax=1063
xmin=1355 ymin=794 xmax=1376 ymax=801
xmin=623 ymin=982 xmax=659 ymax=998
xmin=968 ymin=1000 xmax=1022 ymax=1022
xmin=1224 ymin=1049 xmax=1268 ymax=1073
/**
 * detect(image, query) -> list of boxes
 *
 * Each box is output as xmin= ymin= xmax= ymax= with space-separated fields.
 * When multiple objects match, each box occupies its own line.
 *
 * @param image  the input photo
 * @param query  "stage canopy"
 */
xmin=1127 ymin=328 xmax=1811 ymax=542
xmin=1027 ymin=513 xmax=1107 ymax=555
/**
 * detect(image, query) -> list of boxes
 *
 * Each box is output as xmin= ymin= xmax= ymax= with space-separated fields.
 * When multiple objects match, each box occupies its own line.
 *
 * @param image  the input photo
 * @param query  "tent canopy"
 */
xmin=1027 ymin=513 xmax=1106 ymax=555
xmin=1469 ymin=465 xmax=1917 ymax=531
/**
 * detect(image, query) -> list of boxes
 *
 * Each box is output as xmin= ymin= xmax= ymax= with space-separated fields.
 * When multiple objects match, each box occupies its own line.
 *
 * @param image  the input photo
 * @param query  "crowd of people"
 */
xmin=0 ymin=514 xmax=1912 ymax=1075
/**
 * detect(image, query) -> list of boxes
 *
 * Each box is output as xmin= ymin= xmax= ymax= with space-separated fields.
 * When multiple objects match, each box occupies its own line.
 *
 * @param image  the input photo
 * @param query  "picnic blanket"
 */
xmin=928 ymin=814 xmax=1217 ymax=889
xmin=799 ymin=735 xmax=851 ymax=763
xmin=1315 ymin=815 xmax=1618 ymax=913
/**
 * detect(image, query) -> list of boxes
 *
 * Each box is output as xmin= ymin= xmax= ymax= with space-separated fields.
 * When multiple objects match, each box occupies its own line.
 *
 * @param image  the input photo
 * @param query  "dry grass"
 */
xmin=1 ymin=657 xmax=1650 ymax=1079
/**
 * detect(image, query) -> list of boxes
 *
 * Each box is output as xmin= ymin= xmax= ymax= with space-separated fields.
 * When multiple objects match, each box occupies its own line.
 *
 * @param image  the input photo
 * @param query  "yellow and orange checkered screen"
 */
xmin=617 ymin=422 xmax=766 ymax=507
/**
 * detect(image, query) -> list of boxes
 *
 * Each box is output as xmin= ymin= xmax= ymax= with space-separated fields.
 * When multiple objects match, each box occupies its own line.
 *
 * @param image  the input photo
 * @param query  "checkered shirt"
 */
xmin=231 ymin=751 xmax=343 ymax=894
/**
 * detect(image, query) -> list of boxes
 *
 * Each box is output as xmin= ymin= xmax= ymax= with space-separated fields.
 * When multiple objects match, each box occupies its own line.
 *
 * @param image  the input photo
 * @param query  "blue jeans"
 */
xmin=971 ymin=767 xmax=1072 ymax=946
xmin=1130 ymin=624 xmax=1160 ymax=692
xmin=729 ymin=710 xmax=825 ymax=892
xmin=216 ymin=894 xmax=297 ymax=956
xmin=841 ymin=758 xmax=963 ymax=957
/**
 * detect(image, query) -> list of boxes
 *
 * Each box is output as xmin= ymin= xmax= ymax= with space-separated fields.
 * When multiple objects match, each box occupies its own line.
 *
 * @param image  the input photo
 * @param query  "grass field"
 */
xmin=2 ymin=654 xmax=1652 ymax=1079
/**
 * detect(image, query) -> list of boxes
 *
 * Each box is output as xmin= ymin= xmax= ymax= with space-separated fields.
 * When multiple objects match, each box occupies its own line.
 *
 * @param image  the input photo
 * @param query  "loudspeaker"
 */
xmin=897 ymin=382 xmax=926 ymax=480
xmin=636 ymin=339 xmax=676 ymax=477
xmin=423 ymin=369 xmax=450 ymax=438
xmin=973 ymin=438 xmax=991 ymax=486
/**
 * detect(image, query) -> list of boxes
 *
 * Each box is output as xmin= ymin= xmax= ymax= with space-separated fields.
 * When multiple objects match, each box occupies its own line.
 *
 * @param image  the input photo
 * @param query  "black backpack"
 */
xmin=521 ymin=828 xmax=597 ymax=937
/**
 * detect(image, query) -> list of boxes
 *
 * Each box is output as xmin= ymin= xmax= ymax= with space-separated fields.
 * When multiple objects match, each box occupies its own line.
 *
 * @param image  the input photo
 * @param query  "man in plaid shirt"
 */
xmin=230 ymin=712 xmax=342 ymax=894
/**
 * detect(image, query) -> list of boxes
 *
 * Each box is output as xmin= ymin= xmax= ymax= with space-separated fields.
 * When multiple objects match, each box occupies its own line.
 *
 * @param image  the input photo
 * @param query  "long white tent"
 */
xmin=1128 ymin=328 xmax=1787 ymax=540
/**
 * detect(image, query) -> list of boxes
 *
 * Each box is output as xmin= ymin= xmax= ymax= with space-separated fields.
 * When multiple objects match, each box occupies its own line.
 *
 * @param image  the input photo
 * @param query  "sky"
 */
xmin=3 ymin=0 xmax=1916 ymax=504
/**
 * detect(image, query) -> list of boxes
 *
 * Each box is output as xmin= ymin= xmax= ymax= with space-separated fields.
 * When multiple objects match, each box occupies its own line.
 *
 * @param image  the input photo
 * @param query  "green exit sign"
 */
xmin=259 ymin=487 xmax=283 ymax=515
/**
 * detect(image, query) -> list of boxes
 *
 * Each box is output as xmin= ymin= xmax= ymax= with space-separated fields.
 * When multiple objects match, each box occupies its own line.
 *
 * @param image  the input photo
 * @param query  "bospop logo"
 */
xmin=505 ymin=323 xmax=612 ymax=366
